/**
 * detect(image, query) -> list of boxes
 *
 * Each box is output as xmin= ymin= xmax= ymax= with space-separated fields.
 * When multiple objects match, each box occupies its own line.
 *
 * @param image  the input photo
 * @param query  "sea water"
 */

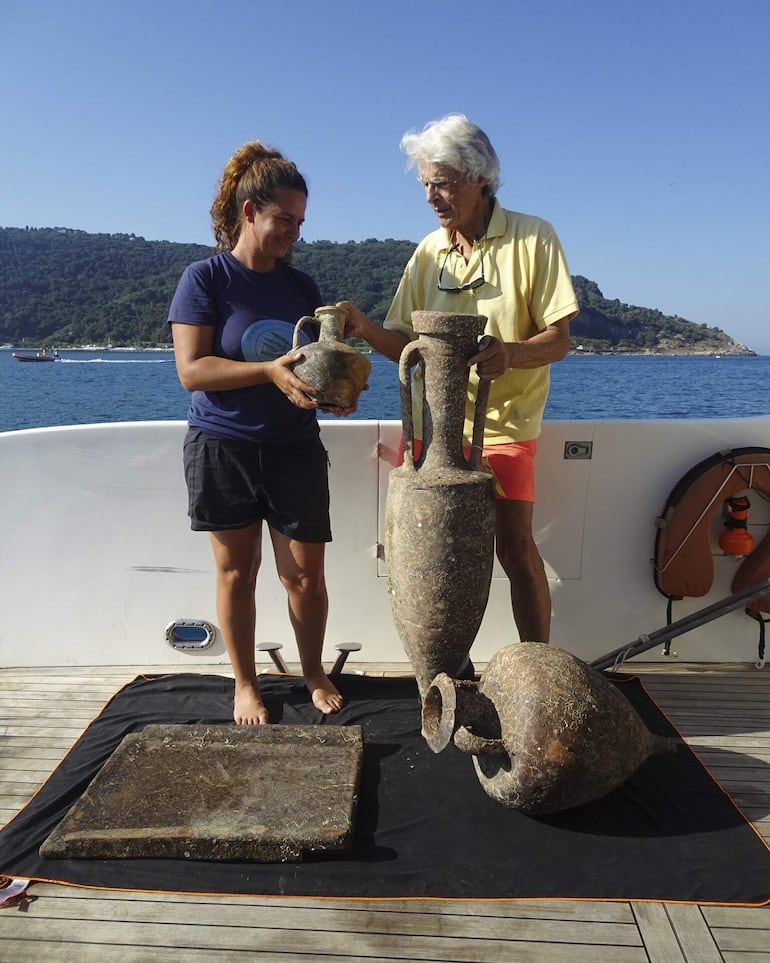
xmin=1 ymin=349 xmax=768 ymax=434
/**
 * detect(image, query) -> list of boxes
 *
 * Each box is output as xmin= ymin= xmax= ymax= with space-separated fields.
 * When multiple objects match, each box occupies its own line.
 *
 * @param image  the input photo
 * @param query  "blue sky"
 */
xmin=2 ymin=0 xmax=769 ymax=352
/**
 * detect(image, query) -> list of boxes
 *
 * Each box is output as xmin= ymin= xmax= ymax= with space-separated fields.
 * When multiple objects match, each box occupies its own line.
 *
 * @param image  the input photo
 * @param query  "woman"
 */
xmin=339 ymin=114 xmax=579 ymax=647
xmin=169 ymin=140 xmax=344 ymax=725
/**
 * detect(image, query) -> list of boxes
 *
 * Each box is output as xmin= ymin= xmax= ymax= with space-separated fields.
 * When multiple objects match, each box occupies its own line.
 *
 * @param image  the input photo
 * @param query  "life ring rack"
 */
xmin=653 ymin=446 xmax=770 ymax=667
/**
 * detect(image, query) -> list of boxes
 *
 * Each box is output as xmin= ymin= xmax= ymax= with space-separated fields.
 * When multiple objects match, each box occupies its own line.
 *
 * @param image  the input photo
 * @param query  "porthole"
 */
xmin=164 ymin=619 xmax=217 ymax=651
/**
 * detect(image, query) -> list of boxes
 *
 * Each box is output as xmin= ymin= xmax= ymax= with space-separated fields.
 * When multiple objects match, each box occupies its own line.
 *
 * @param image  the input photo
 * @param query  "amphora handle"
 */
xmin=422 ymin=672 xmax=506 ymax=756
xmin=468 ymin=377 xmax=490 ymax=471
xmin=453 ymin=725 xmax=506 ymax=757
xmin=398 ymin=338 xmax=490 ymax=471
xmin=292 ymin=315 xmax=317 ymax=351
xmin=398 ymin=341 xmax=422 ymax=469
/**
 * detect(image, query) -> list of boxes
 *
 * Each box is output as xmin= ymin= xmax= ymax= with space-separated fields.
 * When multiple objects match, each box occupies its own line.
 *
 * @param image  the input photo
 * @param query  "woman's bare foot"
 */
xmin=233 ymin=679 xmax=269 ymax=725
xmin=305 ymin=671 xmax=343 ymax=714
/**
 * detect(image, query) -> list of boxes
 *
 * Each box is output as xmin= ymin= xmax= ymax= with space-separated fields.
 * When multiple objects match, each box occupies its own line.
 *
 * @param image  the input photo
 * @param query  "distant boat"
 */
xmin=12 ymin=349 xmax=60 ymax=363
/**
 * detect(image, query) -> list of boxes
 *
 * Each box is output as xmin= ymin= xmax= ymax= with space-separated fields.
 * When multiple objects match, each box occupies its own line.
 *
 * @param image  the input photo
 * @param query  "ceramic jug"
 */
xmin=384 ymin=310 xmax=495 ymax=698
xmin=292 ymin=305 xmax=371 ymax=409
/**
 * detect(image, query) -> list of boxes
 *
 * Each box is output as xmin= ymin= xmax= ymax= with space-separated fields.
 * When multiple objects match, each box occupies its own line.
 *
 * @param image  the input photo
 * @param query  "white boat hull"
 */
xmin=1 ymin=417 xmax=769 ymax=668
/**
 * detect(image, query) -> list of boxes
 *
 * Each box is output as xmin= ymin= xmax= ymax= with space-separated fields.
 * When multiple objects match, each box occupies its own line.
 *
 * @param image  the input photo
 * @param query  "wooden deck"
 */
xmin=1 ymin=662 xmax=768 ymax=962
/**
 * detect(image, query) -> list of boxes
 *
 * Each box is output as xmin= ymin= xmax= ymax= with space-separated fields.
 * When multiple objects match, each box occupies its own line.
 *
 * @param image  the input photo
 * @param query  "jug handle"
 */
xmin=468 ymin=375 xmax=490 ymax=471
xmin=292 ymin=315 xmax=317 ymax=351
xmin=398 ymin=341 xmax=421 ymax=468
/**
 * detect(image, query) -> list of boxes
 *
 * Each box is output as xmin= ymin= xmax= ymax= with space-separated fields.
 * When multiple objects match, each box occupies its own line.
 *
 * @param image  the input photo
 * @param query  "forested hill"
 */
xmin=0 ymin=226 xmax=754 ymax=354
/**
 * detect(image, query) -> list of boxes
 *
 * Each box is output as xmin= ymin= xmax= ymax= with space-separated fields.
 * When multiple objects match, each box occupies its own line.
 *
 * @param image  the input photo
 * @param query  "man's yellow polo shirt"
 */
xmin=384 ymin=199 xmax=579 ymax=445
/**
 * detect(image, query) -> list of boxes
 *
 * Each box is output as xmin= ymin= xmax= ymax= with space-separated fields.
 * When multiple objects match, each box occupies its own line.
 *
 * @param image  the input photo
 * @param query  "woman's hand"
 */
xmin=269 ymin=352 xmax=319 ymax=409
xmin=320 ymin=403 xmax=356 ymax=417
xmin=319 ymin=382 xmax=369 ymax=417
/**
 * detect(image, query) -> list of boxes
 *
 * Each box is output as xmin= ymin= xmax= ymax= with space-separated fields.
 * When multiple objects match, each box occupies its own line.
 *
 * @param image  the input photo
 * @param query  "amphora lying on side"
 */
xmin=421 ymin=642 xmax=678 ymax=814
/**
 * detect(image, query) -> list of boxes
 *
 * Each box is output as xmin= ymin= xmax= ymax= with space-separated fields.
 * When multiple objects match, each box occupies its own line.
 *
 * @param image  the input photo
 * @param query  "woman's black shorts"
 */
xmin=183 ymin=428 xmax=331 ymax=543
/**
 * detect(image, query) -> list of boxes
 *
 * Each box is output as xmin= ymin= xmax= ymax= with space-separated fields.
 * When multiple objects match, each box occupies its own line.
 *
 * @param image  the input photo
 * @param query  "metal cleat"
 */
xmin=256 ymin=641 xmax=289 ymax=674
xmin=330 ymin=642 xmax=362 ymax=675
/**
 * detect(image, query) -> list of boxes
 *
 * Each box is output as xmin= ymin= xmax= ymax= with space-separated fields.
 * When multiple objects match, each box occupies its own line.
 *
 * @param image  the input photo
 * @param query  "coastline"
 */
xmin=569 ymin=348 xmax=759 ymax=357
xmin=1 ymin=344 xmax=174 ymax=353
xmin=1 ymin=345 xmax=761 ymax=358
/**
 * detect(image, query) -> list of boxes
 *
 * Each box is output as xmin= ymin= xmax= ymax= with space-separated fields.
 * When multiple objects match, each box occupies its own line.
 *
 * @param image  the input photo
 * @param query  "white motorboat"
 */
xmin=2 ymin=417 xmax=768 ymax=669
xmin=1 ymin=416 xmax=768 ymax=958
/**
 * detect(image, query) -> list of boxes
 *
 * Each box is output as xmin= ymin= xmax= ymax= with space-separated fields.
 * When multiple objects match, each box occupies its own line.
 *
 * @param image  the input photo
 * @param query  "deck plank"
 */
xmin=631 ymin=902 xmax=686 ymax=963
xmin=1 ymin=662 xmax=768 ymax=962
xmin=0 ymin=894 xmax=645 ymax=944
xmin=664 ymin=903 xmax=724 ymax=963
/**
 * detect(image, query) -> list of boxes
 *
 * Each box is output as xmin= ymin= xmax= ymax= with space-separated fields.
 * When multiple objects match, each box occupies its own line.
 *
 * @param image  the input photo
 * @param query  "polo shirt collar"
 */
xmin=439 ymin=197 xmax=506 ymax=251
xmin=486 ymin=198 xmax=506 ymax=239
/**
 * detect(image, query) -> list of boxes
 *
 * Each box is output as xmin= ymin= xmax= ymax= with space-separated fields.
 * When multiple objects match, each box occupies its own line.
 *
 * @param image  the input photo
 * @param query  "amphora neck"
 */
xmin=411 ymin=311 xmax=486 ymax=471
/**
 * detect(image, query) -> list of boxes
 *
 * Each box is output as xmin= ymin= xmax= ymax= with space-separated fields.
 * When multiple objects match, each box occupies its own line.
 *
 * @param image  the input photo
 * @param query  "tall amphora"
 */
xmin=385 ymin=311 xmax=495 ymax=698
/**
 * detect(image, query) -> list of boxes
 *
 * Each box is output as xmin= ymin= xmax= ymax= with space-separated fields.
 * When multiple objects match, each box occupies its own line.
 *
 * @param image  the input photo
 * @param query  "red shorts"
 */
xmin=402 ymin=439 xmax=537 ymax=502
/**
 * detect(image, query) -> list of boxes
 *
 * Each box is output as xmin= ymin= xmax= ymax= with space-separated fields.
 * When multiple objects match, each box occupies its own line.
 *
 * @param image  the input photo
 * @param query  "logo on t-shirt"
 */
xmin=241 ymin=318 xmax=312 ymax=362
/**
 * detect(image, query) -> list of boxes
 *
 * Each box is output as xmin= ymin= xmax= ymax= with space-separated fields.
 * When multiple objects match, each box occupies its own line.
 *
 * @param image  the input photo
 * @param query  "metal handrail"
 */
xmin=590 ymin=579 xmax=770 ymax=671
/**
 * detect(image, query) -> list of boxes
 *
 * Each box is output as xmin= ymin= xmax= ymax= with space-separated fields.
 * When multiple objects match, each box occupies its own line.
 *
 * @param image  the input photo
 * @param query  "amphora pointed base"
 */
xmin=422 ymin=642 xmax=678 ymax=814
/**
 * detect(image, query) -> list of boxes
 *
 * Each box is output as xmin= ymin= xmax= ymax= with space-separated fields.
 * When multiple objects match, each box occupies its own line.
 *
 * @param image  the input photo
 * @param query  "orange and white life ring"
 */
xmin=654 ymin=446 xmax=770 ymax=617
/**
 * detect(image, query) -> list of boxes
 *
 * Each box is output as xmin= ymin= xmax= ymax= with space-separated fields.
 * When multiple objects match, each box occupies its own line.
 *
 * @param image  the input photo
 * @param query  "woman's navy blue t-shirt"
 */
xmin=168 ymin=251 xmax=323 ymax=444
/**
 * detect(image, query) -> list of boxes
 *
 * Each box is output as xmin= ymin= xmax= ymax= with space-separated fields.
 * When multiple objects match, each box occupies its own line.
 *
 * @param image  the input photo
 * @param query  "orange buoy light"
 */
xmin=718 ymin=495 xmax=755 ymax=556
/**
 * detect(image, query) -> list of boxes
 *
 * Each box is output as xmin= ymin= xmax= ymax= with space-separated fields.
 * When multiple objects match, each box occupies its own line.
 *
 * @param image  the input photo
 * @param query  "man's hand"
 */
xmin=336 ymin=301 xmax=372 ymax=340
xmin=469 ymin=335 xmax=510 ymax=380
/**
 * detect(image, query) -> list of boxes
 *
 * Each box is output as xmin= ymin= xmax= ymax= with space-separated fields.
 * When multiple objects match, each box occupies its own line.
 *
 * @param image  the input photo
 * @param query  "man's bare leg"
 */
xmin=209 ymin=524 xmax=270 ymax=724
xmin=271 ymin=530 xmax=343 ymax=713
xmin=494 ymin=500 xmax=551 ymax=643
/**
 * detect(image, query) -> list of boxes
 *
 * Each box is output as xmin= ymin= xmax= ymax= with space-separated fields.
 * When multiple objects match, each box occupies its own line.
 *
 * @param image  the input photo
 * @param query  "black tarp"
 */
xmin=1 ymin=672 xmax=768 ymax=904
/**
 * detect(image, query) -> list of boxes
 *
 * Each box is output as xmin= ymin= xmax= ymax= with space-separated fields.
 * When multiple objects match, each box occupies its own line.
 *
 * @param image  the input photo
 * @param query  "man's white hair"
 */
xmin=400 ymin=113 xmax=500 ymax=194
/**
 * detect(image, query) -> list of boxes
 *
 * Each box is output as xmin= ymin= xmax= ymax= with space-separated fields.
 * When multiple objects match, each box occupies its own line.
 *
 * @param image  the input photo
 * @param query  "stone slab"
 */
xmin=40 ymin=724 xmax=364 ymax=862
